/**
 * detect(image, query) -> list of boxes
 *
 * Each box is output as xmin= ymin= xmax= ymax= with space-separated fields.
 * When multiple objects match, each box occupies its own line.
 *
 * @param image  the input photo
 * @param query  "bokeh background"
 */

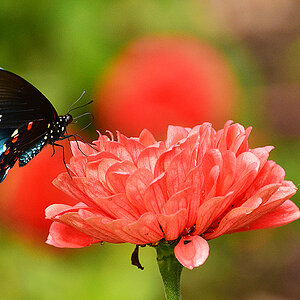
xmin=0 ymin=1 xmax=299 ymax=299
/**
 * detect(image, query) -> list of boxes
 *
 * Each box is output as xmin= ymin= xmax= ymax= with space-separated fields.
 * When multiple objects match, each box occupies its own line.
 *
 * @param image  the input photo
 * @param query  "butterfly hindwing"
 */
xmin=0 ymin=119 xmax=50 ymax=182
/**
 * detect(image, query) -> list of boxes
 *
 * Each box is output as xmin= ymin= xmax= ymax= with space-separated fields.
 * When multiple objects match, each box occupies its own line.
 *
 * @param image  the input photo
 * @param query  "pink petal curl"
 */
xmin=174 ymin=235 xmax=209 ymax=269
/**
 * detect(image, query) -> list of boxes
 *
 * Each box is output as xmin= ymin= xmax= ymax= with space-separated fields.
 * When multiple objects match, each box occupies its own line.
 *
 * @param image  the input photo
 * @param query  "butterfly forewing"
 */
xmin=0 ymin=69 xmax=71 ymax=182
xmin=0 ymin=69 xmax=58 ymax=129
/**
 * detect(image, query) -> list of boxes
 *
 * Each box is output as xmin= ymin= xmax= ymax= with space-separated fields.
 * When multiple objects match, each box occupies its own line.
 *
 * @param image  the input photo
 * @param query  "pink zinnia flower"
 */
xmin=46 ymin=121 xmax=299 ymax=269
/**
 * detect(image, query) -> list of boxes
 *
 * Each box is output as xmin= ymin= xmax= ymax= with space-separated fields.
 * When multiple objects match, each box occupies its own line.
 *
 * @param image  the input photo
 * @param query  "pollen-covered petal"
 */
xmin=174 ymin=235 xmax=209 ymax=269
xmin=46 ymin=222 xmax=97 ymax=248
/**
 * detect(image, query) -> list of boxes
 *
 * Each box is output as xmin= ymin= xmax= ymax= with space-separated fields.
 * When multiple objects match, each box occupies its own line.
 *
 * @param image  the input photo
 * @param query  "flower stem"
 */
xmin=156 ymin=243 xmax=183 ymax=300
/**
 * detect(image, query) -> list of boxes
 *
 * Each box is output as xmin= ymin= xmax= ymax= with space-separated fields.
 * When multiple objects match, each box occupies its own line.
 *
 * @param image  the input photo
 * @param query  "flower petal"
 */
xmin=194 ymin=193 xmax=233 ymax=235
xmin=46 ymin=222 xmax=97 ymax=248
xmin=125 ymin=168 xmax=154 ymax=214
xmin=138 ymin=129 xmax=157 ymax=146
xmin=117 ymin=132 xmax=145 ymax=163
xmin=70 ymin=141 xmax=98 ymax=157
xmin=236 ymin=200 xmax=300 ymax=231
xmin=157 ymin=209 xmax=187 ymax=240
xmin=165 ymin=150 xmax=189 ymax=196
xmin=165 ymin=125 xmax=189 ymax=148
xmin=174 ymin=235 xmax=209 ymax=269
xmin=143 ymin=173 xmax=168 ymax=214
xmin=137 ymin=142 xmax=166 ymax=172
xmin=105 ymin=161 xmax=137 ymax=193
xmin=53 ymin=173 xmax=96 ymax=207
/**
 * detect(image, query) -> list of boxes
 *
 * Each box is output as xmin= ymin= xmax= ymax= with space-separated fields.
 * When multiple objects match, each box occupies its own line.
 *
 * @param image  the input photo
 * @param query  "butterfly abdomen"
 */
xmin=19 ymin=137 xmax=47 ymax=167
xmin=18 ymin=114 xmax=72 ymax=167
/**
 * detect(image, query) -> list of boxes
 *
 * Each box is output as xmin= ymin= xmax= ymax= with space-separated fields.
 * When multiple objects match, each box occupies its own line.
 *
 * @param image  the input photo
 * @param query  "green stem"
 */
xmin=156 ymin=243 xmax=183 ymax=300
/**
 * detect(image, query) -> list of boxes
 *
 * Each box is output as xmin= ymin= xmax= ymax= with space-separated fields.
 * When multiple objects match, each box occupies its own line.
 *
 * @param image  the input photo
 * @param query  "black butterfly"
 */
xmin=0 ymin=68 xmax=73 ymax=182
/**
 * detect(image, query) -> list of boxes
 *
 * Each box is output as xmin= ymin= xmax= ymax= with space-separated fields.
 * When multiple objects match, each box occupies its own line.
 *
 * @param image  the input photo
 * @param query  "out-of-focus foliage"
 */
xmin=0 ymin=1 xmax=299 ymax=299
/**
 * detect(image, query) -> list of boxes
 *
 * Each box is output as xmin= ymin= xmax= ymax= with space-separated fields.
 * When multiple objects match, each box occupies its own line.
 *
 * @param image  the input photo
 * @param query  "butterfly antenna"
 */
xmin=67 ymin=91 xmax=86 ymax=113
xmin=73 ymin=111 xmax=94 ymax=121
xmin=68 ymin=100 xmax=93 ymax=114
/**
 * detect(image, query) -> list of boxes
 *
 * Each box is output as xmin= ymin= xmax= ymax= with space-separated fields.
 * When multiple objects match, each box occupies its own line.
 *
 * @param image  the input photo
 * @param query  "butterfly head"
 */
xmin=64 ymin=114 xmax=73 ymax=125
xmin=47 ymin=114 xmax=73 ymax=143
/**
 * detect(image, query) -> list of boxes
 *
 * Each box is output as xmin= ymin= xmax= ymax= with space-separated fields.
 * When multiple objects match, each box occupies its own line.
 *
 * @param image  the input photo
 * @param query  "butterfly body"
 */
xmin=0 ymin=68 xmax=73 ymax=182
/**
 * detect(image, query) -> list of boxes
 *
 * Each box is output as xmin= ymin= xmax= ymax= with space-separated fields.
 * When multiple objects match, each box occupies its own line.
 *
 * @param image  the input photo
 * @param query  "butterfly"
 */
xmin=0 ymin=68 xmax=73 ymax=182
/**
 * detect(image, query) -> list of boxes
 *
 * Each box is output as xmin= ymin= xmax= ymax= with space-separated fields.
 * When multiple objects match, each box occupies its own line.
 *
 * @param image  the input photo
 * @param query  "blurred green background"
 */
xmin=0 ymin=1 xmax=299 ymax=299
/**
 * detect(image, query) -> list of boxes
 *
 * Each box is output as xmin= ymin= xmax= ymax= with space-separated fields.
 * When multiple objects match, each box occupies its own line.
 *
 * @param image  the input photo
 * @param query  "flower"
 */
xmin=94 ymin=35 xmax=238 ymax=137
xmin=46 ymin=121 xmax=299 ymax=269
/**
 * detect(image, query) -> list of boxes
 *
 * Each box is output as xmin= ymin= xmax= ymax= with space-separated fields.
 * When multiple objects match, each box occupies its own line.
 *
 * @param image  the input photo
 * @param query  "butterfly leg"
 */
xmin=62 ymin=133 xmax=99 ymax=153
xmin=52 ymin=143 xmax=72 ymax=179
xmin=51 ymin=144 xmax=56 ymax=157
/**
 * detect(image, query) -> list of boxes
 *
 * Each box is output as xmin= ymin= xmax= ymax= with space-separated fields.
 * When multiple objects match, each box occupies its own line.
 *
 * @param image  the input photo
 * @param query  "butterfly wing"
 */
xmin=0 ymin=69 xmax=59 ymax=181
xmin=0 ymin=119 xmax=51 ymax=182
xmin=0 ymin=68 xmax=58 ymax=129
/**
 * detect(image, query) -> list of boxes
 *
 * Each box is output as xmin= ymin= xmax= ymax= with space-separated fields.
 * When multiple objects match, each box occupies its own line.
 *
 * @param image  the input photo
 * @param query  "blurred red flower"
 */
xmin=0 ymin=138 xmax=78 ymax=242
xmin=46 ymin=121 xmax=299 ymax=269
xmin=94 ymin=35 xmax=239 ymax=137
